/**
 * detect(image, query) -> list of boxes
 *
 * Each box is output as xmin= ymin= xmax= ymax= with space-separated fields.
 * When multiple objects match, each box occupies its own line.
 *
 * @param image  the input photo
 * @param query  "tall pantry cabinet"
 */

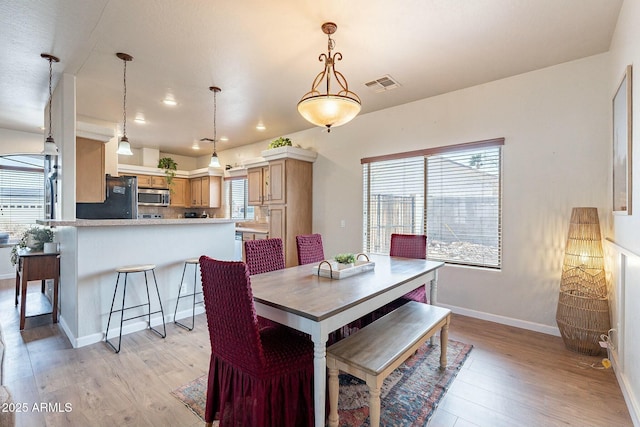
xmin=247 ymin=148 xmax=316 ymax=267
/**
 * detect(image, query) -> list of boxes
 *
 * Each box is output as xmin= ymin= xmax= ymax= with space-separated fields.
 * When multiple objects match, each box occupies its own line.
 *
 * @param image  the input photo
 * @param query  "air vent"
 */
xmin=364 ymin=75 xmax=400 ymax=93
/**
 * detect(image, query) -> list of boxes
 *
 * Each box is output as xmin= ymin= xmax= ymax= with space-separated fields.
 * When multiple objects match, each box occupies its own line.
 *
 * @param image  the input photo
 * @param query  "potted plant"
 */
xmin=158 ymin=157 xmax=178 ymax=189
xmin=334 ymin=253 xmax=355 ymax=269
xmin=10 ymin=226 xmax=55 ymax=265
xmin=267 ymin=137 xmax=292 ymax=149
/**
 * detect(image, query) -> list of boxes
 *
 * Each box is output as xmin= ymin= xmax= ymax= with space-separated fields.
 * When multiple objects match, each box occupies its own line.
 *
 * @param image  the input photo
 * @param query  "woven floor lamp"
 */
xmin=556 ymin=207 xmax=610 ymax=355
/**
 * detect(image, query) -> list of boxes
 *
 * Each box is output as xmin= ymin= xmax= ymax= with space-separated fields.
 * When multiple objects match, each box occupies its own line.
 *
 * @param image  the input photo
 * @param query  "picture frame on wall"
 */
xmin=613 ymin=64 xmax=632 ymax=215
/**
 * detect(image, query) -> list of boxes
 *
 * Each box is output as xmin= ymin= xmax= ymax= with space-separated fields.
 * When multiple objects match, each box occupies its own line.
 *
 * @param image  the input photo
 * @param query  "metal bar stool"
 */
xmin=105 ymin=264 xmax=166 ymax=353
xmin=173 ymin=258 xmax=202 ymax=331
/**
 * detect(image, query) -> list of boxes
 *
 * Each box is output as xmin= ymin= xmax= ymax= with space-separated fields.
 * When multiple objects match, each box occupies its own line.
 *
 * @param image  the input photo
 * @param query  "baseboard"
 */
xmin=67 ymin=306 xmax=206 ymax=348
xmin=438 ymin=303 xmax=561 ymax=336
xmin=611 ymin=351 xmax=640 ymax=427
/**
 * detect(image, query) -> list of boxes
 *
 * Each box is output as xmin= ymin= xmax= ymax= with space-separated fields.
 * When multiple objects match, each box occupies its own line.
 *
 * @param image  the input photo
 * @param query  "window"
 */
xmin=362 ymin=139 xmax=503 ymax=269
xmin=0 ymin=155 xmax=46 ymax=241
xmin=226 ymin=178 xmax=254 ymax=220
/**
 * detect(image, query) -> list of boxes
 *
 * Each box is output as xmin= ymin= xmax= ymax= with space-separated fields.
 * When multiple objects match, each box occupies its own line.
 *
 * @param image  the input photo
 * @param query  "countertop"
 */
xmin=236 ymin=226 xmax=269 ymax=234
xmin=38 ymin=218 xmax=236 ymax=227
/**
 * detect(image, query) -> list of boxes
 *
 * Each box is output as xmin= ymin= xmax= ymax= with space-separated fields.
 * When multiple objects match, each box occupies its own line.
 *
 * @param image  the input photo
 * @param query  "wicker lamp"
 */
xmin=556 ymin=207 xmax=610 ymax=355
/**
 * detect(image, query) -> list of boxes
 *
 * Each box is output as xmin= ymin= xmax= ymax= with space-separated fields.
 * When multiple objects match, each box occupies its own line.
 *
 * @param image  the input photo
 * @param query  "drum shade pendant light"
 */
xmin=201 ymin=86 xmax=222 ymax=168
xmin=41 ymin=53 xmax=60 ymax=156
xmin=297 ymin=22 xmax=361 ymax=132
xmin=116 ymin=53 xmax=133 ymax=156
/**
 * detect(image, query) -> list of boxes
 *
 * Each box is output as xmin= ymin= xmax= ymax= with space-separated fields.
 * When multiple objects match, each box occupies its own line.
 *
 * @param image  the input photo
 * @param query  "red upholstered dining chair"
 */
xmin=244 ymin=238 xmax=285 ymax=275
xmin=199 ymin=256 xmax=314 ymax=427
xmin=296 ymin=234 xmax=325 ymax=265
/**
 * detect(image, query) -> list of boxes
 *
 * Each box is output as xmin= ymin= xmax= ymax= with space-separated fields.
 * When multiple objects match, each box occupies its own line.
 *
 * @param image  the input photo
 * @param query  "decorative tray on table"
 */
xmin=312 ymin=254 xmax=375 ymax=279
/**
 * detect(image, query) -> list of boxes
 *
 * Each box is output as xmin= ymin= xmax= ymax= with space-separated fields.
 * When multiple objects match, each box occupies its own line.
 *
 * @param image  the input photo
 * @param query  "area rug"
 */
xmin=171 ymin=339 xmax=472 ymax=427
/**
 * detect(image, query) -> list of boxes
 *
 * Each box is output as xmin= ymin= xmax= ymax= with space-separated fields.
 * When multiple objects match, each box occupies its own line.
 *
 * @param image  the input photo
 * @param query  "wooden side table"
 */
xmin=14 ymin=249 xmax=60 ymax=330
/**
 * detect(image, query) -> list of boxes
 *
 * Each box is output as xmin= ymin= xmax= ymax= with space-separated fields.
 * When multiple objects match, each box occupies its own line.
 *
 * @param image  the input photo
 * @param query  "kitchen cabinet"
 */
xmin=247 ymin=166 xmax=269 ymax=205
xmin=266 ymin=158 xmax=312 ymax=267
xmin=136 ymin=174 xmax=168 ymax=189
xmin=170 ymin=177 xmax=189 ymax=207
xmin=190 ymin=176 xmax=221 ymax=208
xmin=76 ymin=137 xmax=105 ymax=203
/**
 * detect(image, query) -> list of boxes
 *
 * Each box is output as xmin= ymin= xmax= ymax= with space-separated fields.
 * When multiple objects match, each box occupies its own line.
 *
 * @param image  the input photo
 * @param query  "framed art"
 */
xmin=613 ymin=65 xmax=632 ymax=215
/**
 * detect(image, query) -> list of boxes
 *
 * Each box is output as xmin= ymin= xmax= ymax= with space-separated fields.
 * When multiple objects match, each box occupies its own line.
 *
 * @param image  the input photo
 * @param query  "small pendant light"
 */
xmin=41 ymin=53 xmax=60 ymax=156
xmin=201 ymin=86 xmax=222 ymax=168
xmin=116 ymin=53 xmax=134 ymax=156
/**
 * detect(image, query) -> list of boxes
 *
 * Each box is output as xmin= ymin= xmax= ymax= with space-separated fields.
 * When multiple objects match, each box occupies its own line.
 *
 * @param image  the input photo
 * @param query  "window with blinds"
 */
xmin=226 ymin=178 xmax=255 ymax=220
xmin=362 ymin=139 xmax=503 ymax=269
xmin=0 ymin=155 xmax=45 ymax=241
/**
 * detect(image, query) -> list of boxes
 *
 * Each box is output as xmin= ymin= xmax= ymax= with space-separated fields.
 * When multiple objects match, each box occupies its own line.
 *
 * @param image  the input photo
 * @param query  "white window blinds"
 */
xmin=0 ymin=157 xmax=45 ymax=240
xmin=362 ymin=139 xmax=503 ymax=269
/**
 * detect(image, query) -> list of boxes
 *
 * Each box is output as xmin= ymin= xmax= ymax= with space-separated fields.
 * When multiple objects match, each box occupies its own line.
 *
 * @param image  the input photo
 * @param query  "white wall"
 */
xmin=222 ymin=52 xmax=610 ymax=332
xmin=605 ymin=0 xmax=640 ymax=424
xmin=0 ymin=128 xmax=43 ymax=154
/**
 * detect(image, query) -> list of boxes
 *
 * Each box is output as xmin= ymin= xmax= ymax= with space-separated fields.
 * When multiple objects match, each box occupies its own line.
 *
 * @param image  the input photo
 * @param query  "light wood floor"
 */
xmin=1 ymin=279 xmax=633 ymax=427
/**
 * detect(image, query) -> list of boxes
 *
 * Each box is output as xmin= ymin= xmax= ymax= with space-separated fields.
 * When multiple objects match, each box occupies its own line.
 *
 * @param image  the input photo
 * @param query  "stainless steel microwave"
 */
xmin=138 ymin=188 xmax=170 ymax=206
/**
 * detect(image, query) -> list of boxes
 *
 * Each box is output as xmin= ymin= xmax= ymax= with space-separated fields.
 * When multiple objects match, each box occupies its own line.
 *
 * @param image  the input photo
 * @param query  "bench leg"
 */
xmin=327 ymin=364 xmax=339 ymax=427
xmin=367 ymin=383 xmax=381 ymax=427
xmin=440 ymin=315 xmax=450 ymax=369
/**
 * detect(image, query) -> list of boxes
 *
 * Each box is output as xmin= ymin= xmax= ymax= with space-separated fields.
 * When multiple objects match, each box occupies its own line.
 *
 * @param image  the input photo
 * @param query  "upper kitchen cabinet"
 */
xmin=170 ymin=177 xmax=189 ymax=207
xmin=247 ymin=166 xmax=269 ymax=205
xmin=136 ymin=174 xmax=168 ymax=189
xmin=76 ymin=137 xmax=105 ymax=203
xmin=190 ymin=175 xmax=221 ymax=208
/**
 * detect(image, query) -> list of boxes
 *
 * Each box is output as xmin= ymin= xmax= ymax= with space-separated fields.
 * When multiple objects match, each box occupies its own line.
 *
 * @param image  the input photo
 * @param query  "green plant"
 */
xmin=334 ymin=253 xmax=355 ymax=264
xmin=158 ymin=157 xmax=178 ymax=188
xmin=268 ymin=137 xmax=292 ymax=149
xmin=10 ymin=226 xmax=55 ymax=265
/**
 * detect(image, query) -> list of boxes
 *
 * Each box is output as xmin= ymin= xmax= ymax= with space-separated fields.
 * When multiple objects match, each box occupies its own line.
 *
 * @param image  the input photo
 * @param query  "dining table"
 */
xmin=250 ymin=254 xmax=445 ymax=427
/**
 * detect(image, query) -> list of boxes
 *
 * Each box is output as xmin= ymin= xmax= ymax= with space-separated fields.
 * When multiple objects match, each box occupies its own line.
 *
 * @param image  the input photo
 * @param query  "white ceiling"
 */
xmin=0 ymin=0 xmax=623 ymax=156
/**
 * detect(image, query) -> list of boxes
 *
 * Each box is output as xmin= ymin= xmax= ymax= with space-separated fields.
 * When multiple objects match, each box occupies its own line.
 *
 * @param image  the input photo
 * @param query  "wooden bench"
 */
xmin=326 ymin=301 xmax=451 ymax=427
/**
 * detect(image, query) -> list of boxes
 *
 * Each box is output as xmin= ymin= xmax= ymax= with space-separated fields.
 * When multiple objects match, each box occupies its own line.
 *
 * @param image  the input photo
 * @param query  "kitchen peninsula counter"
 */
xmin=42 ymin=218 xmax=236 ymax=347
xmin=40 ymin=218 xmax=235 ymax=227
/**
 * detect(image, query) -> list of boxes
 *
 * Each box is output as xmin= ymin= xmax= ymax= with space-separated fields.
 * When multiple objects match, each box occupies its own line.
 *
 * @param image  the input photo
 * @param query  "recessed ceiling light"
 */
xmin=256 ymin=123 xmax=266 ymax=131
xmin=134 ymin=114 xmax=146 ymax=124
xmin=162 ymin=98 xmax=177 ymax=106
xmin=220 ymin=136 xmax=229 ymax=142
xmin=192 ymin=142 xmax=200 ymax=150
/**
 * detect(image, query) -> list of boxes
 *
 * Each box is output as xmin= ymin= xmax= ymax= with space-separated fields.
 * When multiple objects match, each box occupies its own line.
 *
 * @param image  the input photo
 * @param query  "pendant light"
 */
xmin=116 ymin=53 xmax=134 ymax=156
xmin=41 ymin=53 xmax=60 ymax=156
xmin=297 ymin=22 xmax=361 ymax=132
xmin=201 ymin=86 xmax=222 ymax=168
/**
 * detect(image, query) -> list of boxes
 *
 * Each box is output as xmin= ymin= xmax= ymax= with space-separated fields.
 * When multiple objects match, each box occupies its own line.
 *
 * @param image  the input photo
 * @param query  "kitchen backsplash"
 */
xmin=138 ymin=205 xmax=224 ymax=219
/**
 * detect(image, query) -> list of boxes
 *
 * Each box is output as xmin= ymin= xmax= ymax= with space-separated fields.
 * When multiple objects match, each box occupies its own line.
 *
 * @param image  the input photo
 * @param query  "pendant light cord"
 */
xmin=47 ymin=57 xmax=53 ymax=139
xmin=122 ymin=59 xmax=128 ymax=138
xmin=213 ymin=87 xmax=217 ymax=153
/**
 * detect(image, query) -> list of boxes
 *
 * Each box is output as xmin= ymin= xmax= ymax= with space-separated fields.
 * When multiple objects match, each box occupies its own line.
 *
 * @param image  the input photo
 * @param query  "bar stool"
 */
xmin=173 ymin=258 xmax=202 ymax=331
xmin=105 ymin=264 xmax=166 ymax=353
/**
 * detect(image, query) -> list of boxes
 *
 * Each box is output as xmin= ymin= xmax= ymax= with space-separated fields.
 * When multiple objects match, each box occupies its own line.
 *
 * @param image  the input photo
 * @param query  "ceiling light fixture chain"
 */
xmin=40 ymin=53 xmax=60 ymax=155
xmin=201 ymin=86 xmax=222 ymax=168
xmin=116 ymin=53 xmax=134 ymax=155
xmin=297 ymin=22 xmax=361 ymax=132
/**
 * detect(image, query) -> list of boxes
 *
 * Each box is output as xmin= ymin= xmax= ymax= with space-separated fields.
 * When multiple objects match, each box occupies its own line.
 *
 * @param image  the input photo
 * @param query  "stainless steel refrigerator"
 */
xmin=76 ymin=175 xmax=138 ymax=219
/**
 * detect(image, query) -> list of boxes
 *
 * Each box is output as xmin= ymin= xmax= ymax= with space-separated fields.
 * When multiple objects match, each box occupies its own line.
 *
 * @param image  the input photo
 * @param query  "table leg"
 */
xmin=15 ymin=269 xmax=19 ymax=305
xmin=20 ymin=264 xmax=28 ymax=330
xmin=52 ymin=276 xmax=59 ymax=324
xmin=312 ymin=333 xmax=327 ymax=427
xmin=430 ymin=270 xmax=438 ymax=345
xmin=440 ymin=316 xmax=450 ymax=369
xmin=327 ymin=363 xmax=339 ymax=427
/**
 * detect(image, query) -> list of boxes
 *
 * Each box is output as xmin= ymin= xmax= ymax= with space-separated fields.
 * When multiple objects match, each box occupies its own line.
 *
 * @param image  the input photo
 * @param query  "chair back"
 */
xmin=390 ymin=233 xmax=427 ymax=259
xmin=199 ymin=256 xmax=265 ymax=372
xmin=244 ymin=238 xmax=285 ymax=275
xmin=296 ymin=234 xmax=325 ymax=265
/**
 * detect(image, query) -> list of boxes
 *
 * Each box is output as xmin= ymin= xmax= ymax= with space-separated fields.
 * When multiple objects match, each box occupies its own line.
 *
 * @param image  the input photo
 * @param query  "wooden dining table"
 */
xmin=250 ymin=254 xmax=445 ymax=427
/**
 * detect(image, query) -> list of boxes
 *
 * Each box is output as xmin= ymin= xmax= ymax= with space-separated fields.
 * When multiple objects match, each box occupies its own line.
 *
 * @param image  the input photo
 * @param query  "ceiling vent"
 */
xmin=364 ymin=75 xmax=400 ymax=93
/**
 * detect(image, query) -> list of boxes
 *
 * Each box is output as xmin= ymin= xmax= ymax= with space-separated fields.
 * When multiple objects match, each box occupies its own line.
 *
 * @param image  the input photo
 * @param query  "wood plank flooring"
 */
xmin=0 ymin=279 xmax=633 ymax=427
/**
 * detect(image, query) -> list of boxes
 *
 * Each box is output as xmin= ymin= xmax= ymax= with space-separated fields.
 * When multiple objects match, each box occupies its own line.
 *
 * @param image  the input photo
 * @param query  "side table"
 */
xmin=14 ymin=249 xmax=60 ymax=330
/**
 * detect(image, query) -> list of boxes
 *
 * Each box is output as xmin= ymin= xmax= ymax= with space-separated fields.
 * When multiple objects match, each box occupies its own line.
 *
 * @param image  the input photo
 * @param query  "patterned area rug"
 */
xmin=171 ymin=339 xmax=472 ymax=427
